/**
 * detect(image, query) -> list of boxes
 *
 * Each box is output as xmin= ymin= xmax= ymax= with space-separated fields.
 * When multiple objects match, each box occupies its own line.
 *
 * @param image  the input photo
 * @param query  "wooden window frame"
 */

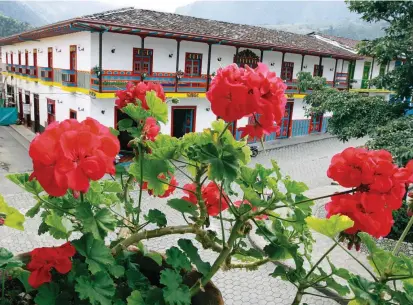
xmin=69 ymin=109 xmax=77 ymax=119
xmin=313 ymin=65 xmax=324 ymax=77
xmin=184 ymin=52 xmax=203 ymax=76
xmin=281 ymin=62 xmax=294 ymax=81
xmin=132 ymin=48 xmax=154 ymax=75
xmin=170 ymin=106 xmax=197 ymax=137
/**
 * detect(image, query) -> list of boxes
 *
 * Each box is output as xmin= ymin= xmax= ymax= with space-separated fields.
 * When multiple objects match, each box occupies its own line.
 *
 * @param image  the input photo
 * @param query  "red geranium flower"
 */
xmin=234 ymin=200 xmax=268 ymax=220
xmin=29 ymin=118 xmax=120 ymax=196
xmin=182 ymin=182 xmax=229 ymax=216
xmin=143 ymin=117 xmax=160 ymax=141
xmin=206 ymin=63 xmax=286 ymax=139
xmin=27 ymin=242 xmax=76 ymax=288
xmin=326 ymin=193 xmax=393 ymax=238
xmin=115 ymin=81 xmax=166 ymax=110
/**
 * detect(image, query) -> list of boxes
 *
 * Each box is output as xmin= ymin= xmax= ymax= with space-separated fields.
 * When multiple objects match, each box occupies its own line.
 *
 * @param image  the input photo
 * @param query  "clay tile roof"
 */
xmin=315 ymin=33 xmax=361 ymax=51
xmin=80 ymin=8 xmax=358 ymax=58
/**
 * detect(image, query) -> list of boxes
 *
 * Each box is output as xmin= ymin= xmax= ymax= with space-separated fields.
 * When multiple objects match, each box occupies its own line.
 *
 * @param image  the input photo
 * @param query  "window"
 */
xmin=313 ymin=65 xmax=324 ymax=77
xmin=185 ymin=53 xmax=202 ymax=76
xmin=133 ymin=48 xmax=153 ymax=74
xmin=281 ymin=62 xmax=294 ymax=81
xmin=47 ymin=98 xmax=56 ymax=125
xmin=69 ymin=109 xmax=77 ymax=119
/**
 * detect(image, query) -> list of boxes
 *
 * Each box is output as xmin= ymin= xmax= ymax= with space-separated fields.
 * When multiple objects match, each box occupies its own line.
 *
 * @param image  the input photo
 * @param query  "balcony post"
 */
xmin=175 ymin=40 xmax=180 ymax=92
xmin=260 ymin=49 xmax=264 ymax=62
xmin=333 ymin=58 xmax=338 ymax=87
xmin=98 ymin=31 xmax=103 ymax=93
xmin=280 ymin=52 xmax=285 ymax=79
xmin=206 ymin=43 xmax=212 ymax=91
xmin=300 ymin=54 xmax=305 ymax=71
xmin=318 ymin=56 xmax=323 ymax=76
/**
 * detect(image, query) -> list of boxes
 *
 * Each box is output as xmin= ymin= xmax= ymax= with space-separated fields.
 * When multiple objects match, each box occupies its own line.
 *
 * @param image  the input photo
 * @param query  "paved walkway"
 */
xmin=1 ymin=125 xmax=369 ymax=305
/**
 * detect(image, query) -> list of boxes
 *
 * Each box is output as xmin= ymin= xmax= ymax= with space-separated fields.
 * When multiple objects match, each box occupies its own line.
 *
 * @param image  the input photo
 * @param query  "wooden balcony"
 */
xmin=39 ymin=67 xmax=53 ymax=82
xmin=62 ymin=69 xmax=77 ymax=87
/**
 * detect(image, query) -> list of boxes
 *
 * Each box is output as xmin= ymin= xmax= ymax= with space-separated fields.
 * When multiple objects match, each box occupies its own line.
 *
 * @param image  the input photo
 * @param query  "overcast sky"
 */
xmin=95 ymin=0 xmax=345 ymax=13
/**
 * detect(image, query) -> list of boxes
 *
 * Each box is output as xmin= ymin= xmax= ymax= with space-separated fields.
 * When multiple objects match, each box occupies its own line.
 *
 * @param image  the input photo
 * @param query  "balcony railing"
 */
xmin=26 ymin=66 xmax=37 ymax=78
xmin=176 ymin=75 xmax=208 ymax=93
xmin=62 ymin=69 xmax=76 ymax=87
xmin=40 ymin=67 xmax=53 ymax=82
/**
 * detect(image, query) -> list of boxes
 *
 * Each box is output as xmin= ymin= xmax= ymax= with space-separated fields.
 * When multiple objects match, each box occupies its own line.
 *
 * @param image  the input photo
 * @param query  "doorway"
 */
xmin=115 ymin=107 xmax=137 ymax=151
xmin=69 ymin=109 xmax=77 ymax=120
xmin=33 ymin=94 xmax=40 ymax=133
xmin=361 ymin=61 xmax=371 ymax=89
xmin=309 ymin=113 xmax=323 ymax=134
xmin=24 ymin=91 xmax=31 ymax=128
xmin=171 ymin=106 xmax=196 ymax=138
xmin=18 ymin=89 xmax=23 ymax=122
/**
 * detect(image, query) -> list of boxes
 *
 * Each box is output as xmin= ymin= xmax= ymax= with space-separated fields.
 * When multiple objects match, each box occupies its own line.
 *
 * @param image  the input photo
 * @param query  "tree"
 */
xmin=347 ymin=1 xmax=413 ymax=99
xmin=297 ymin=72 xmax=405 ymax=142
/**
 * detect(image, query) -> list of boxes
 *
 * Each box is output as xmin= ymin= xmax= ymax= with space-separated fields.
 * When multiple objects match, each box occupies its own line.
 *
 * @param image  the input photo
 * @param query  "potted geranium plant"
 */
xmin=1 ymin=63 xmax=413 ymax=305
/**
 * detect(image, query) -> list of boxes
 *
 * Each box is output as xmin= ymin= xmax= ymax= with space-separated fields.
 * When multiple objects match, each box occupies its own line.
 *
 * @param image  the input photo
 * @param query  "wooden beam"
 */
xmin=98 ymin=31 xmax=103 ymax=93
xmin=318 ymin=56 xmax=323 ymax=76
xmin=260 ymin=49 xmax=264 ymax=62
xmin=175 ymin=40 xmax=181 ymax=92
xmin=206 ymin=43 xmax=212 ymax=91
xmin=300 ymin=54 xmax=305 ymax=71
xmin=333 ymin=58 xmax=338 ymax=87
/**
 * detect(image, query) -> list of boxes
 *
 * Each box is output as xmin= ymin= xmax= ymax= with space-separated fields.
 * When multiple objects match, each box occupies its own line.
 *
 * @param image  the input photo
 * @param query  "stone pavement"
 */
xmin=1 ymin=125 xmax=369 ymax=305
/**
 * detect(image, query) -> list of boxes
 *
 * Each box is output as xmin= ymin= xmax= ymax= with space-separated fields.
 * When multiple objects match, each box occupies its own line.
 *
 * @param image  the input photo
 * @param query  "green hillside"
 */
xmin=0 ymin=13 xmax=31 ymax=37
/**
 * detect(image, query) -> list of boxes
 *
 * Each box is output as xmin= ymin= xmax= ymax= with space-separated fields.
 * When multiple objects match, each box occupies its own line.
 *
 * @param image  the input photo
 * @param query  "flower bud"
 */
xmin=347 ymin=241 xmax=353 ymax=250
xmin=408 ymin=192 xmax=413 ymax=198
xmin=0 ymin=218 xmax=4 ymax=226
xmin=408 ymin=208 xmax=413 ymax=217
xmin=355 ymin=242 xmax=361 ymax=252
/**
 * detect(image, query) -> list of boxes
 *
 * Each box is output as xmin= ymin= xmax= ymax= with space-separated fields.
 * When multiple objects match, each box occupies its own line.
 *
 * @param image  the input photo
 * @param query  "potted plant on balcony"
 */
xmin=2 ymin=63 xmax=413 ymax=305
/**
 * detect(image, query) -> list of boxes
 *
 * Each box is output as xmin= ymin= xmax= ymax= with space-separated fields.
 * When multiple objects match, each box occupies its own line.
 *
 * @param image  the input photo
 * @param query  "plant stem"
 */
xmin=392 ymin=214 xmax=413 ymax=256
xmin=291 ymin=290 xmax=303 ymax=305
xmin=111 ymin=225 xmax=195 ymax=255
xmin=303 ymin=292 xmax=354 ymax=301
xmin=80 ymin=192 xmax=84 ymax=204
xmin=334 ymin=240 xmax=378 ymax=281
xmin=195 ymin=168 xmax=208 ymax=226
xmin=136 ymin=144 xmax=144 ymax=226
xmin=227 ymin=258 xmax=270 ymax=269
xmin=294 ymin=189 xmax=354 ymax=206
xmin=218 ymin=122 xmax=232 ymax=139
xmin=169 ymin=160 xmax=194 ymax=182
xmin=190 ymin=220 xmax=243 ymax=296
xmin=1 ymin=268 xmax=5 ymax=304
xmin=219 ymin=180 xmax=226 ymax=245
xmin=304 ymin=243 xmax=337 ymax=280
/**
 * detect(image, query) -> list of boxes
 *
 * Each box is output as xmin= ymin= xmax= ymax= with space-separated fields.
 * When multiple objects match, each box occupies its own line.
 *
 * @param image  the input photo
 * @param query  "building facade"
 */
xmin=0 ymin=8 xmax=366 ymax=142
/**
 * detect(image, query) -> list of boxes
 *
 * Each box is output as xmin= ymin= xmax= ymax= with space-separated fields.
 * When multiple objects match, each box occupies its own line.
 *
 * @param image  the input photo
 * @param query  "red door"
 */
xmin=48 ymin=47 xmax=53 ymax=80
xmin=70 ymin=45 xmax=77 ymax=83
xmin=47 ymin=98 xmax=56 ymax=125
xmin=33 ymin=49 xmax=38 ymax=77
xmin=277 ymin=102 xmax=293 ymax=139
xmin=309 ymin=113 xmax=323 ymax=133
xmin=18 ymin=90 xmax=23 ymax=122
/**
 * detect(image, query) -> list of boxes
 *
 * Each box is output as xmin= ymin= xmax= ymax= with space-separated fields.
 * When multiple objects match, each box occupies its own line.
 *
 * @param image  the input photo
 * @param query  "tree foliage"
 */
xmin=347 ymin=0 xmax=413 ymax=99
xmin=0 ymin=13 xmax=31 ymax=37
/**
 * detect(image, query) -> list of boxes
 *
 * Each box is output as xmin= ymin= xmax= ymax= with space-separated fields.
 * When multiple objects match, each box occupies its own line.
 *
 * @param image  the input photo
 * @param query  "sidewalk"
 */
xmin=10 ymin=123 xmax=335 ymax=152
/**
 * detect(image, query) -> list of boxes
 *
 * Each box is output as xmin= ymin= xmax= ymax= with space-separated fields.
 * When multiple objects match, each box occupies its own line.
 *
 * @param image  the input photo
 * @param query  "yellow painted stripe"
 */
xmin=350 ymin=89 xmax=393 ymax=93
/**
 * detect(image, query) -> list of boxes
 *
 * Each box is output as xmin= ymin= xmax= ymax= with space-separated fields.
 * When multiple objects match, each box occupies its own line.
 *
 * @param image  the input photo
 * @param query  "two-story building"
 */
xmin=310 ymin=33 xmax=401 ymax=100
xmin=0 ymin=7 xmax=366 ymax=142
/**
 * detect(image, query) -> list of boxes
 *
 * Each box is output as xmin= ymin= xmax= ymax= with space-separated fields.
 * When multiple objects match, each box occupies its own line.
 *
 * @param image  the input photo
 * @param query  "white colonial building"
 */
xmin=0 ymin=7 xmax=397 ymax=144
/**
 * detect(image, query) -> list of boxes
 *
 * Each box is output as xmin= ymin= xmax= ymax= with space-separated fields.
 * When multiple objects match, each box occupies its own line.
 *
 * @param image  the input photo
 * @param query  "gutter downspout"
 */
xmin=98 ymin=31 xmax=103 ymax=93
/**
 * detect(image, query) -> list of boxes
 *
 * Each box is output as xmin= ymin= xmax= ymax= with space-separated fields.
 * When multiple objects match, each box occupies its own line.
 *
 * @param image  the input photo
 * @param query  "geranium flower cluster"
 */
xmin=206 ymin=63 xmax=287 ymax=139
xmin=182 ymin=182 xmax=229 ymax=216
xmin=326 ymin=147 xmax=413 ymax=238
xmin=115 ymin=81 xmax=166 ymax=109
xmin=29 ymin=118 xmax=120 ymax=196
xmin=27 ymin=242 xmax=76 ymax=288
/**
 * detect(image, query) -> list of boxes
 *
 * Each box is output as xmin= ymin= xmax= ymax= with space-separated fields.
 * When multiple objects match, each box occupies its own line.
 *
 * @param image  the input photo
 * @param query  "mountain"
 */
xmin=0 ymin=13 xmax=31 ymax=37
xmin=0 ymin=1 xmax=118 ymax=27
xmin=175 ymin=0 xmax=386 ymax=40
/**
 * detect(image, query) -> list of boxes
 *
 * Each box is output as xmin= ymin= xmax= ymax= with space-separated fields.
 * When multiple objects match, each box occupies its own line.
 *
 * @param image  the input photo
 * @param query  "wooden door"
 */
xmin=47 ymin=98 xmax=55 ymax=125
xmin=33 ymin=49 xmax=38 ymax=77
xmin=278 ymin=102 xmax=293 ymax=139
xmin=34 ymin=94 xmax=40 ymax=133
xmin=48 ymin=47 xmax=53 ymax=80
xmin=309 ymin=113 xmax=323 ymax=133
xmin=70 ymin=45 xmax=77 ymax=83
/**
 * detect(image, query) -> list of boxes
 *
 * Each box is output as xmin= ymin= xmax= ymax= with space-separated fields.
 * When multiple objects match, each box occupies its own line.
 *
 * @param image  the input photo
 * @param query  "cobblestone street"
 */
xmin=0 ymin=127 xmax=367 ymax=305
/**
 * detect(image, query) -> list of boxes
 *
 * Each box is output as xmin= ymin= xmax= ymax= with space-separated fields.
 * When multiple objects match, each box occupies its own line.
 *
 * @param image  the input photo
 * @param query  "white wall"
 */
xmin=146 ymin=37 xmax=177 ymax=73
xmin=371 ymin=59 xmax=381 ymax=79
xmin=302 ymin=55 xmax=318 ymax=75
xmin=1 ymin=32 xmax=92 ymax=71
xmin=90 ymin=98 xmax=116 ymax=127
xmin=292 ymin=99 xmax=307 ymax=120
xmin=262 ymin=51 xmax=283 ymax=76
xmin=210 ymin=45 xmax=236 ymax=74
xmin=322 ymin=58 xmax=336 ymax=81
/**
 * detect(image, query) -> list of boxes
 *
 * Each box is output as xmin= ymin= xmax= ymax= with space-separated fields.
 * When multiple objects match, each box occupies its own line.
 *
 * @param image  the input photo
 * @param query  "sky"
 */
xmin=95 ymin=0 xmax=345 ymax=13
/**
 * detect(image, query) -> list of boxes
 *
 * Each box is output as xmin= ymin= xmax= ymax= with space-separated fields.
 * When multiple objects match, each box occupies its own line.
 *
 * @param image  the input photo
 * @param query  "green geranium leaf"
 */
xmin=146 ymin=287 xmax=165 ymax=305
xmin=102 ymin=180 xmax=123 ymax=193
xmin=178 ymin=239 xmax=211 ymax=275
xmin=167 ymin=199 xmax=199 ymax=217
xmin=166 ymin=247 xmax=192 ymax=271
xmin=325 ymin=276 xmax=350 ymax=296
xmin=129 ymin=159 xmax=170 ymax=196
xmin=144 ymin=209 xmax=167 ymax=228
xmin=118 ymin=118 xmax=134 ymax=131
xmin=76 ymin=204 xmax=117 ymax=239
xmin=122 ymin=103 xmax=147 ymax=123
xmin=240 ymin=185 xmax=267 ymax=207
xmin=305 ymin=215 xmax=354 ymax=238
xmin=283 ymin=178 xmax=309 ymax=194
xmin=72 ymin=234 xmax=116 ymax=275
xmin=146 ymin=252 xmax=163 ymax=266
xmin=109 ymin=127 xmax=120 ymax=137
xmin=7 ymin=173 xmax=44 ymax=195
xmin=45 ymin=211 xmax=72 ymax=240
xmin=239 ymin=166 xmax=259 ymax=186
xmin=0 ymin=194 xmax=25 ymax=230
xmin=26 ymin=201 xmax=42 ymax=218
xmin=160 ymin=269 xmax=191 ymax=305
xmin=34 ymin=283 xmax=59 ymax=305
xmin=75 ymin=272 xmax=116 ymax=305
xmin=126 ymin=268 xmax=151 ymax=291
xmin=147 ymin=135 xmax=181 ymax=160
xmin=349 ymin=275 xmax=382 ymax=304
xmin=0 ymin=248 xmax=23 ymax=269
xmin=146 ymin=91 xmax=168 ymax=123
xmin=17 ymin=270 xmax=33 ymax=293
xmin=127 ymin=291 xmax=145 ymax=305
